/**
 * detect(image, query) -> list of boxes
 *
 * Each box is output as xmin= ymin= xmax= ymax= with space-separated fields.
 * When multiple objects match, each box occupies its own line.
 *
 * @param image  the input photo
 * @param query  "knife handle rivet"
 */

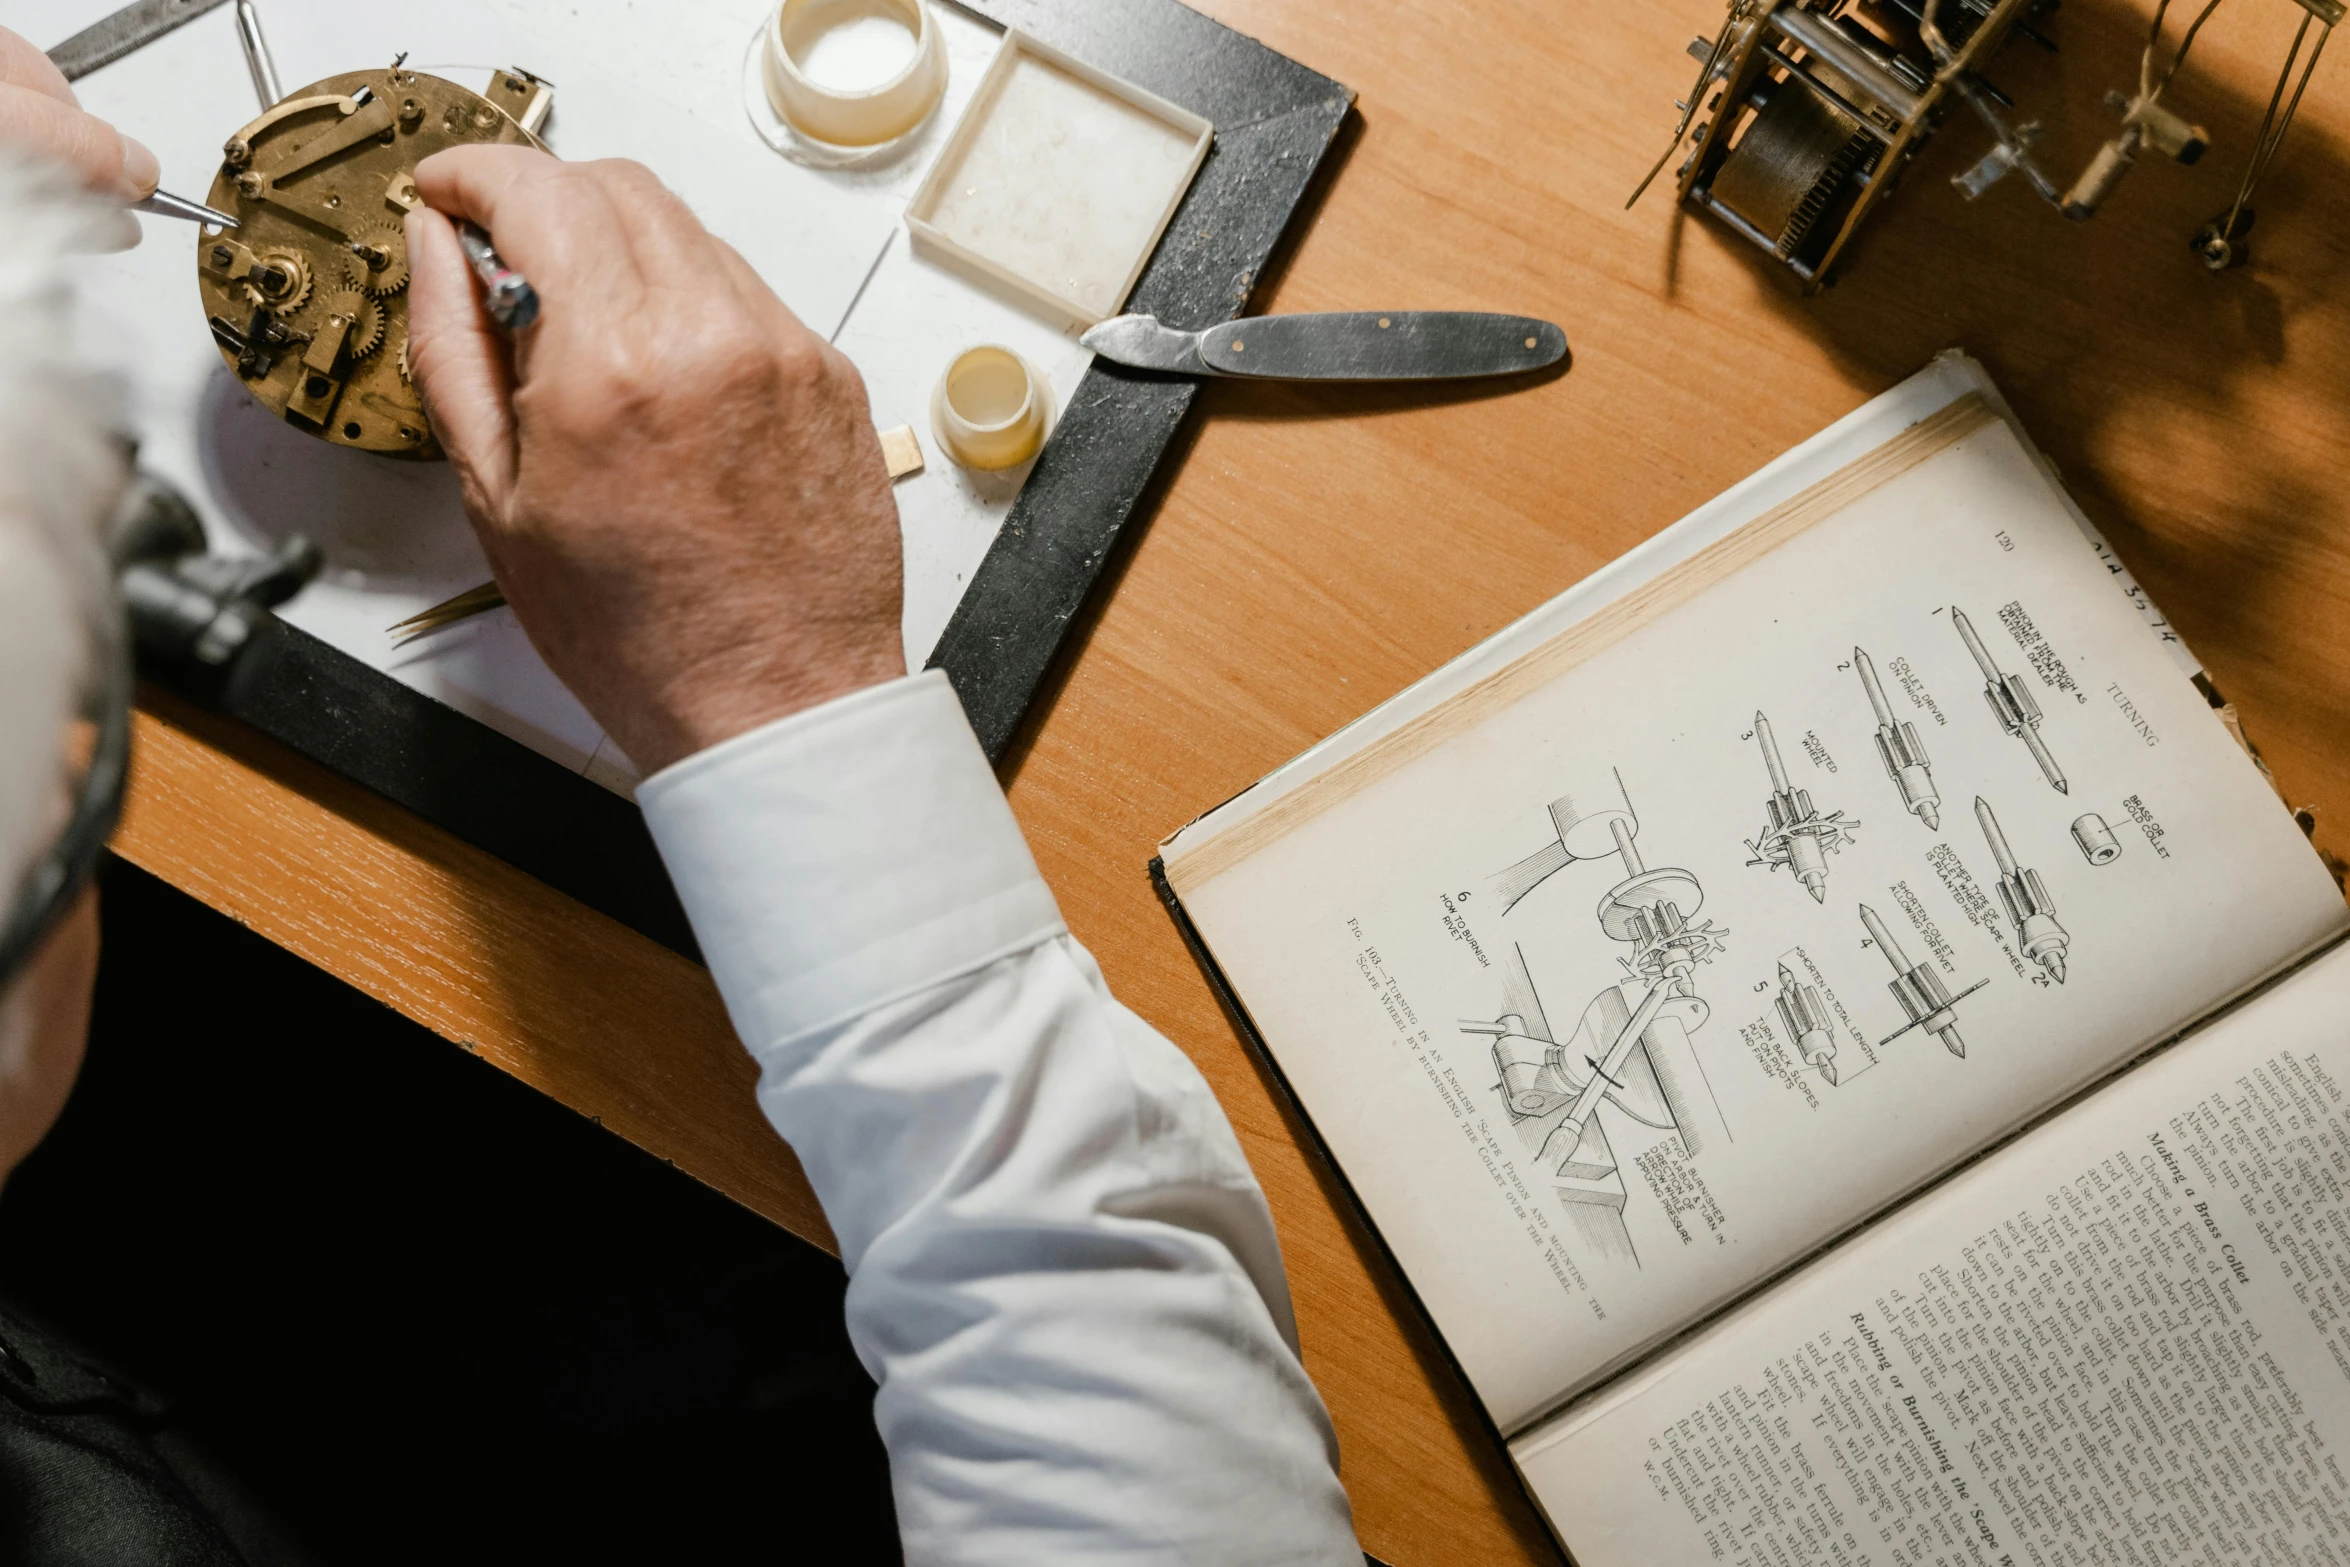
xmin=1378 ymin=317 xmax=1391 ymax=328
xmin=1230 ymin=339 xmax=1244 ymax=352
xmin=1524 ymin=336 xmax=1538 ymax=348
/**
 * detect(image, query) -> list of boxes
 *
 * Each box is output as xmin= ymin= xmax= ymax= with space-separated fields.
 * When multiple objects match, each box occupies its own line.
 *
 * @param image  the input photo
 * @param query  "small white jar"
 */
xmin=930 ymin=345 xmax=1053 ymax=471
xmin=761 ymin=0 xmax=948 ymax=149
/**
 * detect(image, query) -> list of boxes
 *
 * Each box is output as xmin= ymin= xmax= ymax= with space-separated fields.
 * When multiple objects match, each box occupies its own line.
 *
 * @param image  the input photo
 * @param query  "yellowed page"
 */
xmin=1172 ymin=411 xmax=2346 ymax=1433
xmin=1516 ymin=938 xmax=2350 ymax=1566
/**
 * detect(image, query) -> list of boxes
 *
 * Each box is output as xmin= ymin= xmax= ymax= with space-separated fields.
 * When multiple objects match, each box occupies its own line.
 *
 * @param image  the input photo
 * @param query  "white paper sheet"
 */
xmin=1167 ymin=393 xmax=2348 ymax=1434
xmin=1161 ymin=355 xmax=2201 ymax=862
xmin=1517 ymin=937 xmax=2350 ymax=1566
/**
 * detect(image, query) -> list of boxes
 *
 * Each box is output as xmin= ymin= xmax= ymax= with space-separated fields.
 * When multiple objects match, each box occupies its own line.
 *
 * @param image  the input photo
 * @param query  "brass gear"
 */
xmin=349 ymin=295 xmax=386 ymax=358
xmin=321 ymin=288 xmax=386 ymax=360
xmin=344 ymin=222 xmax=411 ymax=295
xmin=1709 ymin=86 xmax=1879 ymax=260
xmin=239 ymin=248 xmax=314 ymax=313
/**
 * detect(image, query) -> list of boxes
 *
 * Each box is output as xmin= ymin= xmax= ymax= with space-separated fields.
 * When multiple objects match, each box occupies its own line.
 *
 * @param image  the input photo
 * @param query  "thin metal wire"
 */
xmin=2221 ymin=10 xmax=2330 ymax=236
xmin=2150 ymin=0 xmax=2231 ymax=96
xmin=2143 ymin=0 xmax=2178 ymax=96
xmin=2255 ymin=21 xmax=2332 ymax=183
xmin=390 ymin=580 xmax=505 ymax=640
xmin=1629 ymin=17 xmax=1742 ymax=208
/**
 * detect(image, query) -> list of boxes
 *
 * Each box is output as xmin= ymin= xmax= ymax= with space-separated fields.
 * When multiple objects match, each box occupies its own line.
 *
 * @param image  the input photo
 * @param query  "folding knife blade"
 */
xmin=1080 ymin=314 xmax=1208 ymax=374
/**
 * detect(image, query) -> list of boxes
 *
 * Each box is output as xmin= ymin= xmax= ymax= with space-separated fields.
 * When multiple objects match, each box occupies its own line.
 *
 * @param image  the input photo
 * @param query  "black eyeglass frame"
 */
xmin=0 ymin=613 xmax=130 ymax=988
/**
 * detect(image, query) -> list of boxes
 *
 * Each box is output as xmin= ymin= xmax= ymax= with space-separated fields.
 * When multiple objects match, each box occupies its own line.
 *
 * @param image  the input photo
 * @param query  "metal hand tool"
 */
xmin=132 ymin=188 xmax=240 ymax=227
xmin=1082 ymin=311 xmax=1566 ymax=380
xmin=46 ymin=0 xmax=231 ymax=81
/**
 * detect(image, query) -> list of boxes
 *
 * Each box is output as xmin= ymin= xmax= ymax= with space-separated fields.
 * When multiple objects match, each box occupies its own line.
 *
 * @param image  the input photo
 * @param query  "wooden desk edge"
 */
xmin=113 ymin=687 xmax=837 ymax=1255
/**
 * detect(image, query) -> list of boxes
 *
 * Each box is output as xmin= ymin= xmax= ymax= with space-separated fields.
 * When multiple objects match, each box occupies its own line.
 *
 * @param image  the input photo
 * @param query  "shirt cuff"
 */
xmin=637 ymin=670 xmax=1066 ymax=1055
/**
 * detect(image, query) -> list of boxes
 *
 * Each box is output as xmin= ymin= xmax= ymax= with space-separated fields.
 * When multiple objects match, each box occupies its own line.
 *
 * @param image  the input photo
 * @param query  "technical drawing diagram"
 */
xmin=1953 ymin=605 xmax=2067 ymax=794
xmin=1461 ymin=947 xmax=1659 ymax=1266
xmin=1859 ymin=902 xmax=1987 ymax=1058
xmin=1743 ymin=710 xmax=1855 ymax=903
xmin=1854 ymin=645 xmax=1940 ymax=830
xmin=1774 ymin=962 xmax=1840 ymax=1085
xmin=1470 ymin=772 xmax=1731 ymax=1266
xmin=1976 ymin=796 xmax=2069 ymax=983
xmin=2072 ymin=812 xmax=2123 ymax=865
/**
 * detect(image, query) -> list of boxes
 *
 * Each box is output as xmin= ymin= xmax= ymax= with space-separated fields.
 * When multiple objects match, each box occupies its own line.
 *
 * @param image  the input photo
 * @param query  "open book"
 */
xmin=1155 ymin=354 xmax=2350 ymax=1562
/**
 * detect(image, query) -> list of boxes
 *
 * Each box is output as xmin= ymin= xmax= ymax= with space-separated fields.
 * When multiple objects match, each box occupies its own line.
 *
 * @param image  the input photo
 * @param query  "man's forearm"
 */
xmin=641 ymin=672 xmax=1358 ymax=1561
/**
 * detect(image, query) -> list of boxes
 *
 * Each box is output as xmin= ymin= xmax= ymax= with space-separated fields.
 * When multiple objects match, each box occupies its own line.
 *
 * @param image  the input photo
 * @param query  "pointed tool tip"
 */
xmin=1919 ymin=805 xmax=1940 ymax=831
xmin=1806 ymin=882 xmax=1826 ymax=904
xmin=2047 ymin=955 xmax=2067 ymax=985
xmin=2054 ymin=780 xmax=2070 ymax=795
xmin=1819 ymin=1060 xmax=1839 ymax=1086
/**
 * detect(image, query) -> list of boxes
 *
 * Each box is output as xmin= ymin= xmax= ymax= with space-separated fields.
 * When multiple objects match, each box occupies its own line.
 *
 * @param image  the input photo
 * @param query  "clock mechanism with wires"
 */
xmin=1636 ymin=0 xmax=2336 ymax=291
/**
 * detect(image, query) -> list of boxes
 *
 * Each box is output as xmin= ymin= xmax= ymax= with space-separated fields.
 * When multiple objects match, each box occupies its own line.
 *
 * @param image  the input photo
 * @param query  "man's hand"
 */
xmin=0 ymin=27 xmax=157 ymax=198
xmin=402 ymin=148 xmax=906 ymax=776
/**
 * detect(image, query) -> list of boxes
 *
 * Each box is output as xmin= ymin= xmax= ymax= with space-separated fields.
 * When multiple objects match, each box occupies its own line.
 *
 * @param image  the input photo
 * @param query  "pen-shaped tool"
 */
xmin=1975 ymin=796 xmax=2068 ymax=983
xmin=455 ymin=221 xmax=539 ymax=331
xmin=1855 ymin=645 xmax=1939 ymax=830
xmin=1953 ymin=606 xmax=2067 ymax=793
xmin=1860 ymin=902 xmax=1985 ymax=1058
xmin=134 ymin=189 xmax=240 ymax=228
xmin=235 ymin=0 xmax=282 ymax=109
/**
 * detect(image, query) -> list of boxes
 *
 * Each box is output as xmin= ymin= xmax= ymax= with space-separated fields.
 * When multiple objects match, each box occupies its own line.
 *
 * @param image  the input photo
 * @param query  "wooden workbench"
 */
xmin=110 ymin=1 xmax=2350 ymax=1560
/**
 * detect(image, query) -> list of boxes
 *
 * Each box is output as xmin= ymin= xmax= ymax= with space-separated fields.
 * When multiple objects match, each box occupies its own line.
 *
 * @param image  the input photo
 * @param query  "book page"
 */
xmin=1167 ymin=400 xmax=2346 ymax=1432
xmin=1166 ymin=356 xmax=2203 ymax=863
xmin=1517 ymin=937 xmax=2350 ymax=1566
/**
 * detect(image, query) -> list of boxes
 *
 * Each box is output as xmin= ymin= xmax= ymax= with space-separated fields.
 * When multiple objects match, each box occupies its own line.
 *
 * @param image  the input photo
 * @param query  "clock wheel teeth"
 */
xmin=345 ymin=222 xmax=411 ymax=295
xmin=395 ymin=337 xmax=411 ymax=383
xmin=239 ymin=249 xmax=314 ymax=313
xmin=322 ymin=289 xmax=387 ymax=360
xmin=1709 ymin=87 xmax=1880 ymax=260
xmin=349 ymin=295 xmax=386 ymax=358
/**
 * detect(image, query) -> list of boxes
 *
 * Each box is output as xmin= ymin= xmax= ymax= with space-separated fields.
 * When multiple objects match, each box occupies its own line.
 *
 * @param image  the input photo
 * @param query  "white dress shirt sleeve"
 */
xmin=638 ymin=670 xmax=1360 ymax=1565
